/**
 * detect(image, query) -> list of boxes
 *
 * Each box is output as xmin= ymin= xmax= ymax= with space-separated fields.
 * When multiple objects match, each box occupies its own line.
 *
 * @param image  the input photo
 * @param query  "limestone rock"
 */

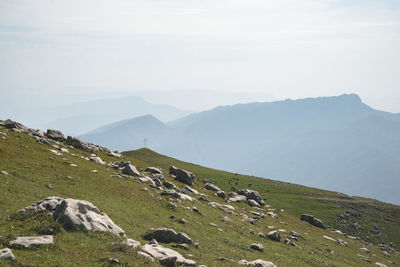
xmin=66 ymin=136 xmax=99 ymax=153
xmin=228 ymin=192 xmax=247 ymax=202
xmin=122 ymin=164 xmax=140 ymax=176
xmin=146 ymin=167 xmax=162 ymax=174
xmin=0 ymin=248 xmax=15 ymax=260
xmin=171 ymin=167 xmax=195 ymax=185
xmin=53 ymin=198 xmax=125 ymax=236
xmin=124 ymin=239 xmax=141 ymax=249
xmin=248 ymin=199 xmax=261 ymax=207
xmin=89 ymin=155 xmax=105 ymax=165
xmin=238 ymin=189 xmax=264 ymax=206
xmin=22 ymin=196 xmax=65 ymax=212
xmin=204 ymin=182 xmax=221 ymax=191
xmin=141 ymin=243 xmax=196 ymax=266
xmin=250 ymin=243 xmax=264 ymax=252
xmin=143 ymin=228 xmax=192 ymax=244
xmin=267 ymin=230 xmax=281 ymax=242
xmin=46 ymin=129 xmax=65 ymax=141
xmin=216 ymin=190 xmax=226 ymax=199
xmin=238 ymin=259 xmax=277 ymax=267
xmin=300 ymin=214 xmax=327 ymax=229
xmin=10 ymin=235 xmax=54 ymax=248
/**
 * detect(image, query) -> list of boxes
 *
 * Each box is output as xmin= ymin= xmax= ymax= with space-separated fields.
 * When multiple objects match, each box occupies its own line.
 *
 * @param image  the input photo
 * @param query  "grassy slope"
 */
xmin=0 ymin=126 xmax=397 ymax=266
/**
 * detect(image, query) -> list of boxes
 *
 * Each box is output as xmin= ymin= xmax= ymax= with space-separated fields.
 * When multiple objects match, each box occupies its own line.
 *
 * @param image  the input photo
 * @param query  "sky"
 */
xmin=0 ymin=0 xmax=399 ymax=112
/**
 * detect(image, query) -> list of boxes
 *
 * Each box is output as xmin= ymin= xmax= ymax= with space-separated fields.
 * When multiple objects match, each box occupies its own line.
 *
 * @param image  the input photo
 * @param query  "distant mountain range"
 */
xmin=80 ymin=94 xmax=400 ymax=204
xmin=39 ymin=96 xmax=191 ymax=136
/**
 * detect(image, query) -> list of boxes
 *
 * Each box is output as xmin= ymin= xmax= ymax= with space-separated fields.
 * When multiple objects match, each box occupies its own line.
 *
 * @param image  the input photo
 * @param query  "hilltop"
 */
xmin=0 ymin=119 xmax=399 ymax=266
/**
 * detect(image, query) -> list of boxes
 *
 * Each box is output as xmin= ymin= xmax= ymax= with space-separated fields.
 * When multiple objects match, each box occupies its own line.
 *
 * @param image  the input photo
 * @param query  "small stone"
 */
xmin=250 ymin=243 xmax=264 ymax=252
xmin=0 ymin=248 xmax=15 ymax=260
xmin=1 ymin=170 xmax=9 ymax=175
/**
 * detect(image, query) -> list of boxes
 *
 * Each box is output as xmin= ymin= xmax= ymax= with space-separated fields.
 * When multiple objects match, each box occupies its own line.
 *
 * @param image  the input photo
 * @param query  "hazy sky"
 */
xmin=0 ymin=0 xmax=399 ymax=112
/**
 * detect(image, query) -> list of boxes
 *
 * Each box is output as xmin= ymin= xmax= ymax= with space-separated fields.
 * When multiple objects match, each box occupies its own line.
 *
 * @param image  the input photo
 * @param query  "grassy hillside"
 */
xmin=0 ymin=123 xmax=399 ymax=266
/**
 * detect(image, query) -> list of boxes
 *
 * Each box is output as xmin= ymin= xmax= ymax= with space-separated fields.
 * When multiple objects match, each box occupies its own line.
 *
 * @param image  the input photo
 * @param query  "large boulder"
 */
xmin=122 ymin=164 xmax=140 ymax=176
xmin=238 ymin=189 xmax=264 ymax=206
xmin=143 ymin=228 xmax=192 ymax=244
xmin=141 ymin=243 xmax=196 ymax=266
xmin=53 ymin=198 xmax=125 ymax=236
xmin=46 ymin=129 xmax=65 ymax=141
xmin=250 ymin=243 xmax=264 ymax=252
xmin=0 ymin=248 xmax=15 ymax=260
xmin=170 ymin=166 xmax=195 ymax=185
xmin=21 ymin=196 xmax=65 ymax=212
xmin=238 ymin=259 xmax=277 ymax=267
xmin=10 ymin=235 xmax=54 ymax=248
xmin=66 ymin=136 xmax=99 ymax=153
xmin=267 ymin=230 xmax=281 ymax=242
xmin=300 ymin=214 xmax=327 ymax=229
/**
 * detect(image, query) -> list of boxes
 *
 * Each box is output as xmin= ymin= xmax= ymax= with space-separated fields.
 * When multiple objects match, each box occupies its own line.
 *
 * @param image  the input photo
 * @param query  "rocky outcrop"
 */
xmin=66 ymin=136 xmax=99 ymax=153
xmin=46 ymin=129 xmax=65 ymax=141
xmin=248 ymin=199 xmax=260 ymax=207
xmin=53 ymin=198 xmax=125 ymax=236
xmin=0 ymin=248 xmax=15 ymax=260
xmin=122 ymin=164 xmax=140 ymax=176
xmin=89 ymin=155 xmax=105 ymax=165
xmin=238 ymin=189 xmax=264 ymax=206
xmin=141 ymin=243 xmax=196 ymax=266
xmin=238 ymin=259 xmax=277 ymax=267
xmin=10 ymin=235 xmax=54 ymax=248
xmin=300 ymin=214 xmax=327 ymax=229
xmin=3 ymin=119 xmax=28 ymax=131
xmin=21 ymin=196 xmax=65 ymax=212
xmin=143 ymin=228 xmax=192 ymax=244
xmin=170 ymin=166 xmax=195 ymax=185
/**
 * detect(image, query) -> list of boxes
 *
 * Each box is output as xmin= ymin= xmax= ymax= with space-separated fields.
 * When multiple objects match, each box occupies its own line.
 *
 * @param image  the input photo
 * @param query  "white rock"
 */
xmin=141 ymin=244 xmax=196 ymax=266
xmin=10 ymin=235 xmax=54 ymax=248
xmin=53 ymin=198 xmax=125 ymax=236
xmin=0 ymin=248 xmax=15 ymax=260
xmin=238 ymin=259 xmax=277 ymax=267
xmin=124 ymin=238 xmax=141 ymax=249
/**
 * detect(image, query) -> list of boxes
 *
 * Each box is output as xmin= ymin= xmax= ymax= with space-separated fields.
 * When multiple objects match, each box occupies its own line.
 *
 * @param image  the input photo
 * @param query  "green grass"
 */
xmin=0 ymin=126 xmax=399 ymax=266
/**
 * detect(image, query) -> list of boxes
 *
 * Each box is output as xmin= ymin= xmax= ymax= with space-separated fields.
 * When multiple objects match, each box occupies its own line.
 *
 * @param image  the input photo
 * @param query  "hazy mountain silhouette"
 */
xmin=41 ymin=96 xmax=191 ymax=135
xmin=80 ymin=94 xmax=400 ymax=204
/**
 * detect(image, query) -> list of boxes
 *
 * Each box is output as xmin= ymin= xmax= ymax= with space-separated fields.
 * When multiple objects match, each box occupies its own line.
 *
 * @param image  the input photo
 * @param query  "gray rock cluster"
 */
xmin=10 ymin=235 xmax=54 ymax=248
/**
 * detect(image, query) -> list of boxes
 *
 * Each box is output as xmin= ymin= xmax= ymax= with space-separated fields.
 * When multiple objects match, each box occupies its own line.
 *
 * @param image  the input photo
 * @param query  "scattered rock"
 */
xmin=250 ymin=243 xmax=264 ymax=252
xmin=10 ymin=235 xmax=54 ymax=248
xmin=375 ymin=263 xmax=388 ymax=267
xmin=1 ymin=170 xmax=9 ymax=175
xmin=162 ymin=181 xmax=178 ymax=190
xmin=300 ymin=214 xmax=326 ymax=229
xmin=173 ymin=167 xmax=195 ymax=186
xmin=146 ymin=167 xmax=162 ymax=174
xmin=122 ymin=164 xmax=140 ymax=176
xmin=0 ymin=248 xmax=15 ymax=260
xmin=141 ymin=243 xmax=196 ymax=266
xmin=238 ymin=189 xmax=264 ymax=206
xmin=167 ymin=202 xmax=178 ymax=210
xmin=216 ymin=191 xmax=226 ymax=199
xmin=184 ymin=185 xmax=199 ymax=195
xmin=238 ymin=259 xmax=277 ymax=267
xmin=143 ymin=228 xmax=192 ymax=244
xmin=267 ymin=230 xmax=281 ymax=242
xmin=192 ymin=206 xmax=202 ymax=215
xmin=360 ymin=247 xmax=371 ymax=253
xmin=228 ymin=192 xmax=247 ymax=202
xmin=178 ymin=218 xmax=187 ymax=224
xmin=89 ymin=155 xmax=105 ymax=165
xmin=248 ymin=199 xmax=260 ymax=207
xmin=204 ymin=182 xmax=220 ymax=191
xmin=124 ymin=239 xmax=141 ymax=249
xmin=53 ymin=198 xmax=125 ymax=236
